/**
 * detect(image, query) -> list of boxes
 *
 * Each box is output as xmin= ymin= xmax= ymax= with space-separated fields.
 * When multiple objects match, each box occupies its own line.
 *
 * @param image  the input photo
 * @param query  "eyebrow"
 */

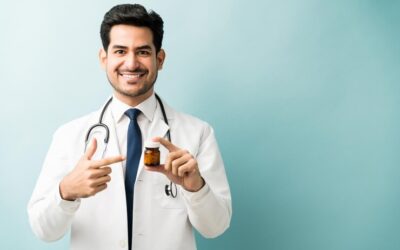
xmin=111 ymin=45 xmax=128 ymax=50
xmin=111 ymin=45 xmax=152 ymax=50
xmin=136 ymin=45 xmax=152 ymax=50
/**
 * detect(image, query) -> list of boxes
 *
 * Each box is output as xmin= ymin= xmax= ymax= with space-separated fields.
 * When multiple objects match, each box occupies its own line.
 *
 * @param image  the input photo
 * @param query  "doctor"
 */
xmin=28 ymin=3 xmax=231 ymax=250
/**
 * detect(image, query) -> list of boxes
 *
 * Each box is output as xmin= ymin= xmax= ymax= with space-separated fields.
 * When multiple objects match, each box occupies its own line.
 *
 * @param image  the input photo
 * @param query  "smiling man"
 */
xmin=28 ymin=3 xmax=231 ymax=250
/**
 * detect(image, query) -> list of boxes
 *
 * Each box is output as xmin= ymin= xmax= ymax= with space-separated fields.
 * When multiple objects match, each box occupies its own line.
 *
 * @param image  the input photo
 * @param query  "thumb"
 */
xmin=154 ymin=137 xmax=180 ymax=152
xmin=84 ymin=138 xmax=97 ymax=160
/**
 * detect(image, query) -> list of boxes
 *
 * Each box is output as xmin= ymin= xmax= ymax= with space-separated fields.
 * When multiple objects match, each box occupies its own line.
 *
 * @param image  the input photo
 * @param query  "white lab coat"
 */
xmin=28 ymin=98 xmax=232 ymax=250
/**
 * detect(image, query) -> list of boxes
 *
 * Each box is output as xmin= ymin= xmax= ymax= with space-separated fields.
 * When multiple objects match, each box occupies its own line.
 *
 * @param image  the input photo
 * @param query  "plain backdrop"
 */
xmin=1 ymin=0 xmax=400 ymax=249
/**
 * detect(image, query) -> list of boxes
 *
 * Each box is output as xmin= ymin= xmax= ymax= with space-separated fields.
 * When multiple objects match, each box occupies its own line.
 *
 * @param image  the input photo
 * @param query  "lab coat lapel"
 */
xmin=102 ymin=106 xmax=123 ymax=170
xmin=84 ymin=104 xmax=128 ymax=237
xmin=101 ymin=105 xmax=127 ymax=208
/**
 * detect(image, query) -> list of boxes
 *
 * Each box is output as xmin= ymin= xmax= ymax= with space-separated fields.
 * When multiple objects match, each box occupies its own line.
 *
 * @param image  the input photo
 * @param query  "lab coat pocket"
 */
xmin=152 ymin=174 xmax=186 ymax=210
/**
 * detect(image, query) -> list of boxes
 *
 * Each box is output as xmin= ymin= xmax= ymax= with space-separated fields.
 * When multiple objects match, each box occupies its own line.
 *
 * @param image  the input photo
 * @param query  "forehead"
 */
xmin=108 ymin=24 xmax=155 ymax=49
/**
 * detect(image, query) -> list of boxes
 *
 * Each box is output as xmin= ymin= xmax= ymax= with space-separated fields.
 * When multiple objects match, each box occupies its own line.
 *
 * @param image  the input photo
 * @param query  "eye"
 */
xmin=114 ymin=50 xmax=126 ymax=55
xmin=137 ymin=50 xmax=151 ymax=56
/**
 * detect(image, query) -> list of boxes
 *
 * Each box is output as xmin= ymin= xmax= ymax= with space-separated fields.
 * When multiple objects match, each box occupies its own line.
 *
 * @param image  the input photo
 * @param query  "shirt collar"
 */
xmin=111 ymin=93 xmax=157 ymax=123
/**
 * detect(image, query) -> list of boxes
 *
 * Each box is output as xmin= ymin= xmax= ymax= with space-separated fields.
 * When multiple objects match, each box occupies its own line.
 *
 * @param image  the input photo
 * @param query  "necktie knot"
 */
xmin=125 ymin=108 xmax=141 ymax=121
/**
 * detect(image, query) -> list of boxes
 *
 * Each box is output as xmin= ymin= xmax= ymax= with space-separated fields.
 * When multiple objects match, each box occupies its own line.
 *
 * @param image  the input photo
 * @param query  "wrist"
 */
xmin=59 ymin=181 xmax=76 ymax=201
xmin=185 ymin=176 xmax=205 ymax=192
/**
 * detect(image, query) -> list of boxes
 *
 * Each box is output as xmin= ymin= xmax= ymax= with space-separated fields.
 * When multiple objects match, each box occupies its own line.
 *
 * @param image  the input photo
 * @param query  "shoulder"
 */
xmin=162 ymin=102 xmax=215 ymax=146
xmin=52 ymin=111 xmax=99 ymax=141
xmin=45 ymin=110 xmax=100 ymax=160
xmin=161 ymin=101 xmax=220 ymax=158
xmin=164 ymin=102 xmax=211 ymax=131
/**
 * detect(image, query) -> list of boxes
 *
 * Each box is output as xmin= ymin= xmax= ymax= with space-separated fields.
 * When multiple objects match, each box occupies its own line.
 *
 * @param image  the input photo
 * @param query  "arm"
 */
xmin=27 ymin=128 xmax=80 ymax=241
xmin=27 ymin=129 xmax=124 ymax=241
xmin=181 ymin=125 xmax=232 ymax=238
xmin=147 ymin=125 xmax=232 ymax=238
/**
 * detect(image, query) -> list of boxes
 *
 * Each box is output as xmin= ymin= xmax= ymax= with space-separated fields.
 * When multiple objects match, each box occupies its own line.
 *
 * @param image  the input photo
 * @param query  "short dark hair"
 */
xmin=100 ymin=4 xmax=164 ymax=53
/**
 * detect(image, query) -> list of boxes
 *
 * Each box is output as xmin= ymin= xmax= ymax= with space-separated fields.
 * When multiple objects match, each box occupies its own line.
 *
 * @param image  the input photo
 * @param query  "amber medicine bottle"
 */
xmin=144 ymin=141 xmax=160 ymax=166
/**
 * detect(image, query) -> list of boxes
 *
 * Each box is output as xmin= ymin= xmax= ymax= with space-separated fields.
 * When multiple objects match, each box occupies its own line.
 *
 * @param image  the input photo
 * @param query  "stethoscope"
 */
xmin=84 ymin=93 xmax=177 ymax=198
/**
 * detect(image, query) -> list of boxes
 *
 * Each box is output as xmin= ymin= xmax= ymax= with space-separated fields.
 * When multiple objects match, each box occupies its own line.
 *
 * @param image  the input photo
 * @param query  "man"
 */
xmin=28 ymin=3 xmax=231 ymax=250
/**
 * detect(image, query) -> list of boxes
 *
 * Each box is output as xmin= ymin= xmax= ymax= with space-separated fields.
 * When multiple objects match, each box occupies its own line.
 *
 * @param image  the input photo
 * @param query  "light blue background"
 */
xmin=1 ymin=0 xmax=399 ymax=249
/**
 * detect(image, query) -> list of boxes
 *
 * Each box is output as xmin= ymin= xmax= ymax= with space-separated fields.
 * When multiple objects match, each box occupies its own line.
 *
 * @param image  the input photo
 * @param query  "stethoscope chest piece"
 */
xmin=165 ymin=181 xmax=177 ymax=198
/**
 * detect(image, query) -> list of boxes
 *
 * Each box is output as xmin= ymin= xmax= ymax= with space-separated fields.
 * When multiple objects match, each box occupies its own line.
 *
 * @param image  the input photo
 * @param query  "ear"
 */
xmin=99 ymin=48 xmax=107 ymax=70
xmin=156 ymin=49 xmax=166 ymax=70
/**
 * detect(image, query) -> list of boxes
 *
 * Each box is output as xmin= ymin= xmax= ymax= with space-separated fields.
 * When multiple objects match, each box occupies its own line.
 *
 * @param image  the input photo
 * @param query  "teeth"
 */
xmin=122 ymin=74 xmax=141 ymax=79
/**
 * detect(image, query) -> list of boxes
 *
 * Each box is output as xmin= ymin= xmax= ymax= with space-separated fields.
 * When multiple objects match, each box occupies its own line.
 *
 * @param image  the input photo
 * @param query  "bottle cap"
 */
xmin=145 ymin=140 xmax=160 ymax=148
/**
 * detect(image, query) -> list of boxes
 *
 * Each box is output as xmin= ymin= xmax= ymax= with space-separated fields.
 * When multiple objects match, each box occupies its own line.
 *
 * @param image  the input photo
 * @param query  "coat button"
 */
xmin=119 ymin=239 xmax=126 ymax=248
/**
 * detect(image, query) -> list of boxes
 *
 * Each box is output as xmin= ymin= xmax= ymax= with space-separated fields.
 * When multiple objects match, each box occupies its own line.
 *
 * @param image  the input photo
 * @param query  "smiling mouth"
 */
xmin=119 ymin=72 xmax=146 ymax=81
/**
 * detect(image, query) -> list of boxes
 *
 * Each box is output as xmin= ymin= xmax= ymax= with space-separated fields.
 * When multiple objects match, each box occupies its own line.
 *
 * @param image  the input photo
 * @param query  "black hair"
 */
xmin=100 ymin=4 xmax=164 ymax=52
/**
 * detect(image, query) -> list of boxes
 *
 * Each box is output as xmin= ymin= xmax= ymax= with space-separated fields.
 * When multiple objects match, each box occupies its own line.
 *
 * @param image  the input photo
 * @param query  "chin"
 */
xmin=123 ymin=88 xmax=152 ymax=98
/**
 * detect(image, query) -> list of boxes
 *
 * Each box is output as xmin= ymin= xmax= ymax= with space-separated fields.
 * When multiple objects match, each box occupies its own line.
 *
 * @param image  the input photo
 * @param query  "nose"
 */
xmin=124 ymin=53 xmax=140 ymax=69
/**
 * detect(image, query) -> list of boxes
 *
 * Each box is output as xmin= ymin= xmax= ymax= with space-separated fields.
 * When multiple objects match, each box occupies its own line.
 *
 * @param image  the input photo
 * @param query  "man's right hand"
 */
xmin=59 ymin=138 xmax=125 ymax=201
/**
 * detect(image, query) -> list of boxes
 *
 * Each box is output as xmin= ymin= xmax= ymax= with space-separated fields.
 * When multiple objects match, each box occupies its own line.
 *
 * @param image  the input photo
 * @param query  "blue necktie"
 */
xmin=124 ymin=108 xmax=142 ymax=250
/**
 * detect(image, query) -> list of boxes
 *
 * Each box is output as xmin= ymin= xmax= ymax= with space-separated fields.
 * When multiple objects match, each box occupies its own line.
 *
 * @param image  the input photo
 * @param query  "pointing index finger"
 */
xmin=153 ymin=137 xmax=180 ymax=152
xmin=91 ymin=155 xmax=125 ymax=168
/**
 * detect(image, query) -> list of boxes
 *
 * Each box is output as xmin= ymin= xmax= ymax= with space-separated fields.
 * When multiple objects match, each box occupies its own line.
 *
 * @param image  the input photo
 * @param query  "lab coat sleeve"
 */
xmin=27 ymin=127 xmax=81 ymax=242
xmin=181 ymin=124 xmax=232 ymax=238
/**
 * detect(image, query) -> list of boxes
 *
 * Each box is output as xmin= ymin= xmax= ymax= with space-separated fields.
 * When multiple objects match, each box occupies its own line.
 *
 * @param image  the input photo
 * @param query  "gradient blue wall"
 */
xmin=1 ymin=0 xmax=399 ymax=249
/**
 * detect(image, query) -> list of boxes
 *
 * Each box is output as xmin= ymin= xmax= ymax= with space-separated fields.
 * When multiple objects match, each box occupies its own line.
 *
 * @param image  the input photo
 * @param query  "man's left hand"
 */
xmin=145 ymin=137 xmax=205 ymax=192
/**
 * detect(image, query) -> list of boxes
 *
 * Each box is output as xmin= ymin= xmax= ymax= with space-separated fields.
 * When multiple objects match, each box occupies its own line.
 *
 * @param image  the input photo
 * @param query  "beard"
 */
xmin=107 ymin=71 xmax=158 ymax=99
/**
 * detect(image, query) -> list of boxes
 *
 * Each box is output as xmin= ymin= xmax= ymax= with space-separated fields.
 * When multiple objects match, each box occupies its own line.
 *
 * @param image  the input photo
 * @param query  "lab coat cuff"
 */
xmin=181 ymin=182 xmax=210 ymax=205
xmin=54 ymin=189 xmax=81 ymax=214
